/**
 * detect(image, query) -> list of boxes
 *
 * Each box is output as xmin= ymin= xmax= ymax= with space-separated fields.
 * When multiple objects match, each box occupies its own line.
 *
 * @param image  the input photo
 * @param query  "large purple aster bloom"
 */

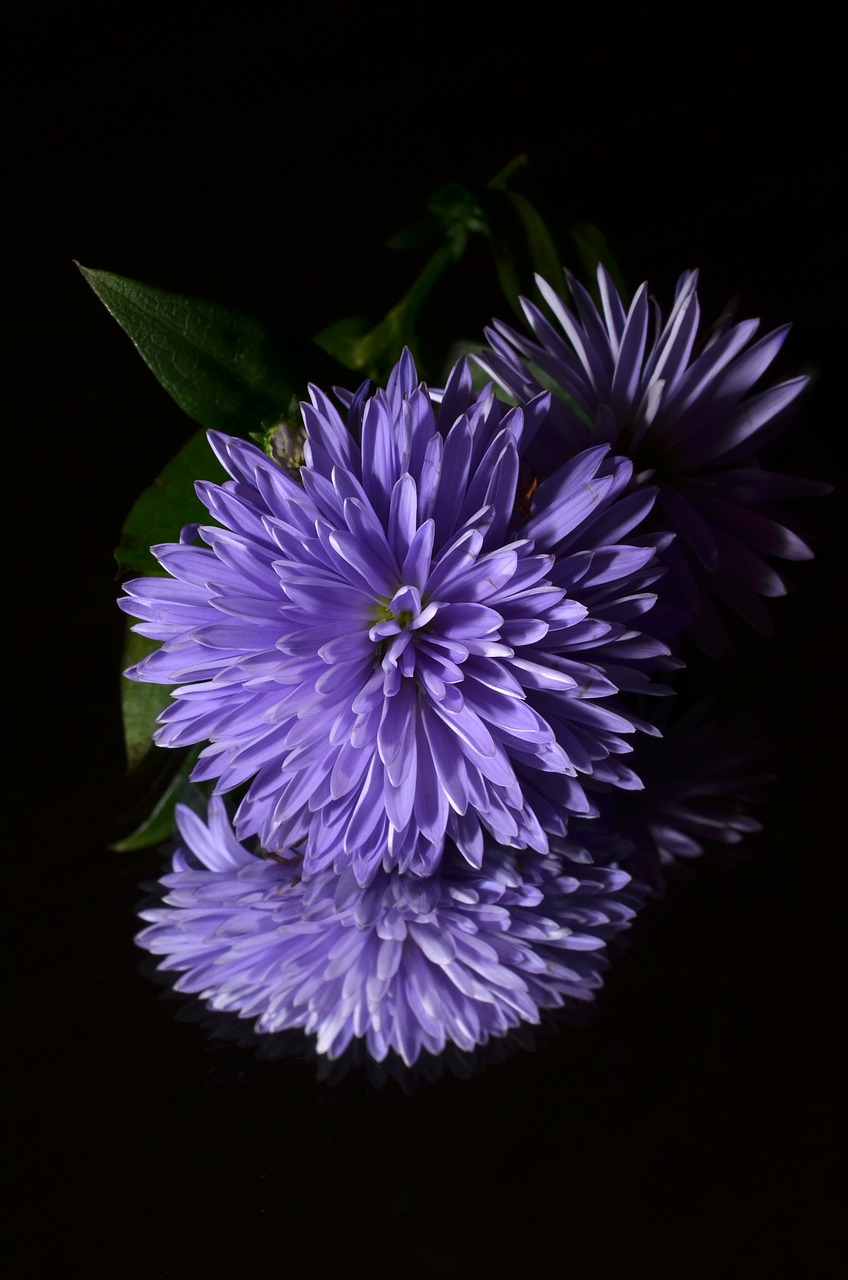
xmin=476 ymin=266 xmax=820 ymax=654
xmin=137 ymin=799 xmax=640 ymax=1067
xmin=120 ymin=350 xmax=669 ymax=886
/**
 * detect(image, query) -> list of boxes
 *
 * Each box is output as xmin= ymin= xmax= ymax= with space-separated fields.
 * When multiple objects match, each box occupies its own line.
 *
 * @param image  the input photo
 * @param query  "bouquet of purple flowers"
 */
xmin=94 ymin=162 xmax=828 ymax=1073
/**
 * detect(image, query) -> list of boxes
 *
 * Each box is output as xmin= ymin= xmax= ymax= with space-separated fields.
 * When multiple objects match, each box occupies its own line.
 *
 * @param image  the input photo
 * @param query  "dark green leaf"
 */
xmin=439 ymin=340 xmax=495 ymax=392
xmin=314 ymin=243 xmax=459 ymax=380
xmin=385 ymin=216 xmax=444 ymax=253
xmin=312 ymin=316 xmax=371 ymax=369
xmin=473 ymin=187 xmax=565 ymax=318
xmin=569 ymin=224 xmax=629 ymax=304
xmin=120 ymin=631 xmax=174 ymax=773
xmin=116 ymin=626 xmax=207 ymax=851
xmin=79 ymin=265 xmax=349 ymax=435
xmin=111 ymin=745 xmax=206 ymax=852
xmin=325 ymin=171 xmax=553 ymax=380
xmin=115 ymin=427 xmax=227 ymax=577
xmin=425 ymin=183 xmax=485 ymax=244
xmin=502 ymin=190 xmax=565 ymax=298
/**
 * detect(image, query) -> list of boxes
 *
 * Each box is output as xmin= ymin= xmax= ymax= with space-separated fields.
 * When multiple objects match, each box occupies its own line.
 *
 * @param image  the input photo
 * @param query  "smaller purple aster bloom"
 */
xmin=476 ymin=266 xmax=824 ymax=655
xmin=120 ymin=350 xmax=670 ymax=886
xmin=137 ymin=799 xmax=641 ymax=1067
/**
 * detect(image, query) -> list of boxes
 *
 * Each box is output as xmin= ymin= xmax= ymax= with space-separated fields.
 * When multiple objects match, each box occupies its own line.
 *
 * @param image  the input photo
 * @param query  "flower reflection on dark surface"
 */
xmin=134 ymin=800 xmax=644 ymax=1078
xmin=137 ymin=947 xmax=596 ymax=1093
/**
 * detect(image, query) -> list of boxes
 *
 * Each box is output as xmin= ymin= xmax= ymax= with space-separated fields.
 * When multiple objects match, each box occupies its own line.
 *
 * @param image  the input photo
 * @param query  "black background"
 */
xmin=10 ymin=10 xmax=845 ymax=1277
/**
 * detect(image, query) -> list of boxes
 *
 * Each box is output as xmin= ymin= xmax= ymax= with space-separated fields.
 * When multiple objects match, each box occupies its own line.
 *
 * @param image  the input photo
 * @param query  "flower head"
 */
xmin=137 ymin=799 xmax=641 ymax=1067
xmin=476 ymin=266 xmax=820 ymax=655
xmin=120 ymin=350 xmax=669 ymax=886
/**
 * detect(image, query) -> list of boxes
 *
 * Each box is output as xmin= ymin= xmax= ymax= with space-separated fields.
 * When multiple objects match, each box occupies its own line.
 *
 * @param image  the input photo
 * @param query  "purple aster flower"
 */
xmin=476 ymin=266 xmax=823 ymax=655
xmin=136 ymin=798 xmax=641 ymax=1068
xmin=119 ymin=350 xmax=670 ymax=886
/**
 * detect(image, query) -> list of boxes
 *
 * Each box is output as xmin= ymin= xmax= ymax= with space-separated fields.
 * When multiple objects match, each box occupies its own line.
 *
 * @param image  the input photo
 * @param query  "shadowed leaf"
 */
xmin=79 ymin=264 xmax=348 ymax=433
xmin=111 ymin=746 xmax=206 ymax=852
xmin=115 ymin=427 xmax=226 ymax=577
xmin=120 ymin=631 xmax=174 ymax=773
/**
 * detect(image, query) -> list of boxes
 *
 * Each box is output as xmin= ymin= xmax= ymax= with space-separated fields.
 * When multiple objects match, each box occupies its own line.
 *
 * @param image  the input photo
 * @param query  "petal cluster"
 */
xmin=120 ymin=351 xmax=668 ymax=886
xmin=476 ymin=266 xmax=818 ymax=654
xmin=138 ymin=799 xmax=640 ymax=1067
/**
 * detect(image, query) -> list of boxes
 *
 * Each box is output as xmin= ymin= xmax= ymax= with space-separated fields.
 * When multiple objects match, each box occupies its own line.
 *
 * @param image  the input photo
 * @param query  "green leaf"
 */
xmin=473 ymin=186 xmax=565 ymax=318
xmin=569 ymin=223 xmax=629 ymax=305
xmin=116 ymin=626 xmax=208 ymax=851
xmin=317 ymin=169 xmax=561 ymax=380
xmin=425 ymin=183 xmax=486 ymax=244
xmin=502 ymin=190 xmax=565 ymax=298
xmin=320 ymin=182 xmax=491 ymax=380
xmin=120 ymin=631 xmax=174 ymax=773
xmin=111 ymin=745 xmax=206 ymax=852
xmin=386 ymin=184 xmax=484 ymax=254
xmin=314 ymin=243 xmax=459 ymax=380
xmin=115 ymin=427 xmax=228 ymax=577
xmin=79 ymin=265 xmax=348 ymax=435
xmin=385 ymin=215 xmax=444 ymax=253
xmin=438 ymin=339 xmax=495 ymax=392
xmin=312 ymin=316 xmax=371 ymax=369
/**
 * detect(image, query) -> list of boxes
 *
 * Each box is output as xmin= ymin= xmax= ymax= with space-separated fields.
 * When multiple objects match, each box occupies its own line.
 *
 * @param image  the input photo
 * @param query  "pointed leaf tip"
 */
xmin=79 ymin=265 xmax=349 ymax=435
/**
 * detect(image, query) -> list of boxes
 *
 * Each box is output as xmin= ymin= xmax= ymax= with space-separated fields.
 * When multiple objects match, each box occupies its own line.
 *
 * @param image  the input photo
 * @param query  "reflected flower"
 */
xmin=571 ymin=702 xmax=773 ymax=896
xmin=137 ymin=798 xmax=641 ymax=1068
